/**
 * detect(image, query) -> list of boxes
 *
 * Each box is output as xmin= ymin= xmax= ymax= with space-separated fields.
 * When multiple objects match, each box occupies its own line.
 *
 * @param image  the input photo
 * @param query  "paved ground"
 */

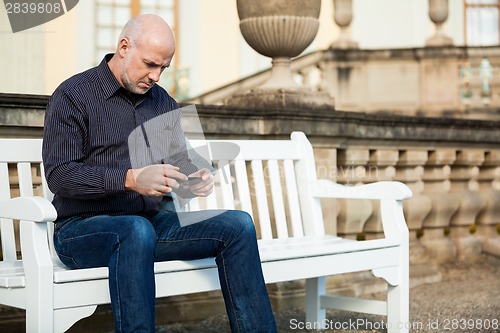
xmin=158 ymin=254 xmax=500 ymax=332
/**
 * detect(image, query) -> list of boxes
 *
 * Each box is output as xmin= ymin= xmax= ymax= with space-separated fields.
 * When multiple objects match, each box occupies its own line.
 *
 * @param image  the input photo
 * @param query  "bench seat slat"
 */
xmin=51 ymin=237 xmax=398 ymax=284
xmin=259 ymin=237 xmax=399 ymax=262
xmin=0 ymin=261 xmax=26 ymax=288
xmin=262 ymin=246 xmax=402 ymax=285
xmin=53 ymin=258 xmax=217 ymax=283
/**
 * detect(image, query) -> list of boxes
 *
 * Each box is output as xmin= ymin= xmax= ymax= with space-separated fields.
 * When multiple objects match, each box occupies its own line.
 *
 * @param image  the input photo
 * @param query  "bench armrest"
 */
xmin=0 ymin=196 xmax=57 ymax=222
xmin=310 ymin=179 xmax=412 ymax=201
xmin=310 ymin=179 xmax=411 ymax=242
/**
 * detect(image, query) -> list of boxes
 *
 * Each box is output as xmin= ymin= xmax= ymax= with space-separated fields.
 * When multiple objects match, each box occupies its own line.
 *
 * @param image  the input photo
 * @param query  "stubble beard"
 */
xmin=121 ymin=54 xmax=150 ymax=95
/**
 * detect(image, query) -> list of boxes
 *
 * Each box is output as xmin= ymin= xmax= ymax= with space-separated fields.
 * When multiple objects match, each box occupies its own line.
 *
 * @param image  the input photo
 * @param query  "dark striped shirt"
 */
xmin=42 ymin=54 xmax=198 ymax=219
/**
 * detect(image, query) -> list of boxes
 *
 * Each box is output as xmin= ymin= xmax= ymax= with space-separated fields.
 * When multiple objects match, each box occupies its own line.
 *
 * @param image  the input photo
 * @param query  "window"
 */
xmin=94 ymin=0 xmax=187 ymax=99
xmin=94 ymin=0 xmax=178 ymax=65
xmin=465 ymin=0 xmax=500 ymax=46
xmin=95 ymin=0 xmax=131 ymax=64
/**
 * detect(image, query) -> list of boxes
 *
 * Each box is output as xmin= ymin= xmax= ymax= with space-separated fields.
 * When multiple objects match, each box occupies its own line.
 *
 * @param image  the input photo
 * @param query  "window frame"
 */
xmin=464 ymin=0 xmax=500 ymax=46
xmin=94 ymin=0 xmax=179 ymax=66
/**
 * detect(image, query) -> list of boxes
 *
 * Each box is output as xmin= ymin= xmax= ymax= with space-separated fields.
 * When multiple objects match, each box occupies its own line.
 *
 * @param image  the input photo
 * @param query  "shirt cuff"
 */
xmin=104 ymin=168 xmax=129 ymax=192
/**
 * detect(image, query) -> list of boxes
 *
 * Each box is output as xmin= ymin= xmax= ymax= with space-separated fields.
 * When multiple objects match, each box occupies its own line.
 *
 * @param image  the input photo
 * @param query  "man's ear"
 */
xmin=118 ymin=38 xmax=130 ymax=57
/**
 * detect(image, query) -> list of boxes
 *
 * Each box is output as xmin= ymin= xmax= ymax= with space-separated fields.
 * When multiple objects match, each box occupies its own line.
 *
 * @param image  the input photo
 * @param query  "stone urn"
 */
xmin=237 ymin=0 xmax=320 ymax=89
xmin=426 ymin=0 xmax=453 ymax=46
xmin=331 ymin=0 xmax=358 ymax=49
xmin=226 ymin=0 xmax=335 ymax=108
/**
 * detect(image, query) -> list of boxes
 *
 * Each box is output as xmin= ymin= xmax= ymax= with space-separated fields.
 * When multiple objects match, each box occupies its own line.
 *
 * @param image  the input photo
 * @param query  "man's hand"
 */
xmin=125 ymin=164 xmax=188 ymax=196
xmin=181 ymin=168 xmax=214 ymax=197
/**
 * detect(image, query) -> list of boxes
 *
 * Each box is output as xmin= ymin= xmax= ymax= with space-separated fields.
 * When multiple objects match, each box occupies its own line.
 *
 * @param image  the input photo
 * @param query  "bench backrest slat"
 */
xmin=267 ymin=159 xmax=288 ymax=239
xmin=0 ymin=139 xmax=44 ymax=262
xmin=283 ymin=159 xmax=304 ymax=237
xmin=40 ymin=164 xmax=54 ymax=201
xmin=233 ymin=159 xmax=254 ymax=219
xmin=250 ymin=159 xmax=273 ymax=240
xmin=217 ymin=160 xmax=235 ymax=210
xmin=0 ymin=164 xmax=10 ymax=199
xmin=0 ymin=162 xmax=17 ymax=261
xmin=17 ymin=163 xmax=35 ymax=197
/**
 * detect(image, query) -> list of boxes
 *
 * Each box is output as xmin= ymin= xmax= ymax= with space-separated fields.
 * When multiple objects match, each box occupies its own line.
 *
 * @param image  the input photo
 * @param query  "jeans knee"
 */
xmin=227 ymin=210 xmax=257 ymax=239
xmin=121 ymin=216 xmax=156 ymax=254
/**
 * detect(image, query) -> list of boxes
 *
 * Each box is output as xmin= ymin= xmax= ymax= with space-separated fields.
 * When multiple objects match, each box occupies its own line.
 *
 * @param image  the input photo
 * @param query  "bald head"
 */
xmin=118 ymin=14 xmax=175 ymax=53
xmin=108 ymin=14 xmax=176 ymax=94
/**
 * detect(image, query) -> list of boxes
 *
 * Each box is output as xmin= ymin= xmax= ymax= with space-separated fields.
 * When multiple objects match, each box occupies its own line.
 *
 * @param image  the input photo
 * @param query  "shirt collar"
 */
xmin=97 ymin=53 xmax=154 ymax=104
xmin=97 ymin=53 xmax=122 ymax=100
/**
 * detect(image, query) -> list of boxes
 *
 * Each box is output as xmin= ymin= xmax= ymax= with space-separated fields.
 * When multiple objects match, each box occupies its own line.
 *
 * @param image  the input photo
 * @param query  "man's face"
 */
xmin=120 ymin=39 xmax=174 ymax=94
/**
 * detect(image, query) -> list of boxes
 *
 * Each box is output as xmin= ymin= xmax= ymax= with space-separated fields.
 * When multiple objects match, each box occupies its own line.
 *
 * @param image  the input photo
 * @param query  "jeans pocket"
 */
xmin=57 ymin=253 xmax=81 ymax=269
xmin=54 ymin=216 xmax=80 ymax=234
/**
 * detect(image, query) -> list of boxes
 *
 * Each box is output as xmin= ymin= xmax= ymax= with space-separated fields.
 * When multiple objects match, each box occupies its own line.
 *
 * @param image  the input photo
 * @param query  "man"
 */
xmin=42 ymin=14 xmax=277 ymax=333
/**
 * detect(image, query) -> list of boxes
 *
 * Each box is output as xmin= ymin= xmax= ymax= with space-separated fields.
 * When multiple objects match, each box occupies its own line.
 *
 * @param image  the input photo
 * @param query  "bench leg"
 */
xmin=305 ymin=277 xmax=326 ymax=329
xmin=387 ymin=283 xmax=409 ymax=333
xmin=26 ymin=308 xmax=53 ymax=333
xmin=373 ymin=266 xmax=409 ymax=333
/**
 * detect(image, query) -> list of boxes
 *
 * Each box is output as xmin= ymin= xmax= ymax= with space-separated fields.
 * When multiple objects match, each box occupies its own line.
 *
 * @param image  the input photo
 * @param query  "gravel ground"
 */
xmin=159 ymin=254 xmax=500 ymax=333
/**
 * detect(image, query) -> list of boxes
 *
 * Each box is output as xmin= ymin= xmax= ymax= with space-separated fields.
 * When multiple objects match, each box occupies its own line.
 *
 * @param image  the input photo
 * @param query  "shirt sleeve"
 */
xmin=152 ymin=97 xmax=199 ymax=176
xmin=169 ymin=112 xmax=200 ymax=176
xmin=42 ymin=88 xmax=127 ymax=199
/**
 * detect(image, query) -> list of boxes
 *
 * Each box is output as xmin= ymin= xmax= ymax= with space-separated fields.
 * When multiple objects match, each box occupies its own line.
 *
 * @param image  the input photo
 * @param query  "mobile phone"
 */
xmin=180 ymin=176 xmax=203 ymax=186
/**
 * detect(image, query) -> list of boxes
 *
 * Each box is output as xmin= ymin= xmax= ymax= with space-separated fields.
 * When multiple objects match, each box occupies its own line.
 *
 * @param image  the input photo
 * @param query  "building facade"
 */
xmin=1 ymin=1 xmax=499 ymax=331
xmin=1 ymin=1 xmax=498 ymax=99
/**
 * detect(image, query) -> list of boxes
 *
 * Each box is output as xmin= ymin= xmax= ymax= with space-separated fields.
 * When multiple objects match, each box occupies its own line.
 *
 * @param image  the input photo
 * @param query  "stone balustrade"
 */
xmin=189 ymin=46 xmax=500 ymax=121
xmin=333 ymin=146 xmax=500 ymax=263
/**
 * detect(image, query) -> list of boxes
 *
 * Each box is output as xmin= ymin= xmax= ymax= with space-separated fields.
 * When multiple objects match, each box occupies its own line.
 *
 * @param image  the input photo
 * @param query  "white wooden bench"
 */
xmin=0 ymin=131 xmax=412 ymax=332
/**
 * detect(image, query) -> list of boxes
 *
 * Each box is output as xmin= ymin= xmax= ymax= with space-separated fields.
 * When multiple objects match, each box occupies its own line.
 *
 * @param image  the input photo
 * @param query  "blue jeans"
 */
xmin=53 ymin=210 xmax=277 ymax=333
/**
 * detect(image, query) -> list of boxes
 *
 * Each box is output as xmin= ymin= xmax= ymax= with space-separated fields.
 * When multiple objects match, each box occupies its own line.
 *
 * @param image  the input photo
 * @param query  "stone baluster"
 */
xmin=476 ymin=150 xmax=500 ymax=257
xmin=420 ymin=149 xmax=459 ymax=263
xmin=395 ymin=151 xmax=434 ymax=270
xmin=297 ymin=65 xmax=322 ymax=92
xmin=331 ymin=0 xmax=358 ymax=49
xmin=336 ymin=148 xmax=373 ymax=240
xmin=316 ymin=60 xmax=338 ymax=102
xmin=363 ymin=149 xmax=398 ymax=240
xmin=448 ymin=150 xmax=485 ymax=262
